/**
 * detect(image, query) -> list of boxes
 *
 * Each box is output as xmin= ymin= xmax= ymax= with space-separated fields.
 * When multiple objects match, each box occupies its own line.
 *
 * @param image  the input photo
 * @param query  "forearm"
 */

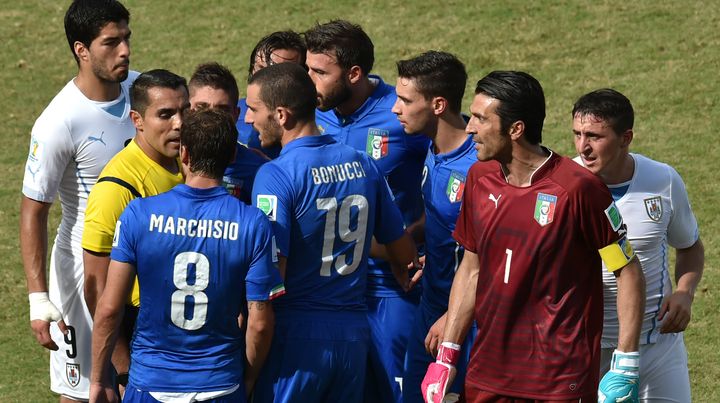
xmin=83 ymin=250 xmax=110 ymax=317
xmin=91 ymin=303 xmax=124 ymax=385
xmin=675 ymin=239 xmax=704 ymax=297
xmin=442 ymin=252 xmax=479 ymax=344
xmin=110 ymin=324 xmax=131 ymax=374
xmin=615 ymin=258 xmax=645 ymax=352
xmin=20 ymin=197 xmax=51 ymax=293
xmin=245 ymin=301 xmax=274 ymax=390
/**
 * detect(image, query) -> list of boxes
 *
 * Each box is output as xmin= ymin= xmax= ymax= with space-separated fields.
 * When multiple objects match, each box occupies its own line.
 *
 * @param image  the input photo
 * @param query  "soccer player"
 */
xmin=246 ymin=62 xmax=416 ymax=402
xmin=237 ymin=31 xmax=306 ymax=159
xmin=421 ymin=71 xmax=646 ymax=403
xmin=188 ymin=62 xmax=268 ymax=204
xmin=572 ymin=89 xmax=705 ymax=402
xmin=391 ymin=51 xmax=476 ymax=403
xmin=82 ymin=69 xmax=188 ymax=390
xmin=19 ymin=1 xmax=134 ymax=401
xmin=305 ymin=20 xmax=430 ymax=401
xmin=90 ymin=108 xmax=284 ymax=403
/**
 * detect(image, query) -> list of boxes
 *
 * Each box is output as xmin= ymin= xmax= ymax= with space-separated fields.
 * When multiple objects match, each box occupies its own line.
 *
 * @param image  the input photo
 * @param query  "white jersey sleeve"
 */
xmin=666 ymin=165 xmax=699 ymax=249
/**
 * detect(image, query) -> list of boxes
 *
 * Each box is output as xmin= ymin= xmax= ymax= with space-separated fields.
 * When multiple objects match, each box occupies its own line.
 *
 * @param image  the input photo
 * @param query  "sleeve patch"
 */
xmin=598 ymin=236 xmax=635 ymax=272
xmin=256 ymin=194 xmax=277 ymax=221
xmin=604 ymin=202 xmax=623 ymax=231
xmin=112 ymin=220 xmax=122 ymax=247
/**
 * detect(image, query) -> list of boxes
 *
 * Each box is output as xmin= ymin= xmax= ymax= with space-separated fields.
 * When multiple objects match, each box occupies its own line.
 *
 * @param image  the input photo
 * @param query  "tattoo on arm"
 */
xmin=248 ymin=301 xmax=269 ymax=311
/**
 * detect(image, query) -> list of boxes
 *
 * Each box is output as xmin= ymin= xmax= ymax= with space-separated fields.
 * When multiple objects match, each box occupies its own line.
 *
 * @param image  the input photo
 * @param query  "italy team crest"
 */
xmin=66 ymin=363 xmax=80 ymax=387
xmin=446 ymin=171 xmax=466 ymax=203
xmin=366 ymin=129 xmax=389 ymax=160
xmin=644 ymin=196 xmax=662 ymax=221
xmin=534 ymin=193 xmax=557 ymax=226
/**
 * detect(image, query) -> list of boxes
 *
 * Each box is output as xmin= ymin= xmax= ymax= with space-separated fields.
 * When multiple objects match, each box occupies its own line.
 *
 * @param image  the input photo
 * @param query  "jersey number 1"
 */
xmin=316 ymin=195 xmax=369 ymax=277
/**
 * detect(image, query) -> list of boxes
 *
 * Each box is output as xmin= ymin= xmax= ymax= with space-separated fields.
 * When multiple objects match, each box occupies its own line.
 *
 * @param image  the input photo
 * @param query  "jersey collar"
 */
xmin=280 ymin=135 xmax=336 ymax=156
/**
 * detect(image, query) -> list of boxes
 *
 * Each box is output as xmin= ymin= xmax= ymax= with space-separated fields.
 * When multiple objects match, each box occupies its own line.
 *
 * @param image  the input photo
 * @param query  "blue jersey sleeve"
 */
xmin=252 ymin=162 xmax=295 ymax=257
xmin=109 ymin=200 xmax=141 ymax=265
xmin=368 ymin=158 xmax=406 ymax=244
xmin=246 ymin=210 xmax=285 ymax=301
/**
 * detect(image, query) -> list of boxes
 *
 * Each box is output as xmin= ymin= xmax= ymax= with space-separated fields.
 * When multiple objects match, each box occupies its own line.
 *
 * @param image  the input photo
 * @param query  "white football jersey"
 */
xmin=22 ymin=71 xmax=139 ymax=252
xmin=575 ymin=153 xmax=699 ymax=347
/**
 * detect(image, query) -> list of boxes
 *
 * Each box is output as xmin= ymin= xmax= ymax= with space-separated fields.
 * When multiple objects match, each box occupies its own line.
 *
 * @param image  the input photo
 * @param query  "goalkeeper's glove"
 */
xmin=598 ymin=349 xmax=639 ymax=403
xmin=421 ymin=342 xmax=460 ymax=403
xmin=29 ymin=292 xmax=63 ymax=323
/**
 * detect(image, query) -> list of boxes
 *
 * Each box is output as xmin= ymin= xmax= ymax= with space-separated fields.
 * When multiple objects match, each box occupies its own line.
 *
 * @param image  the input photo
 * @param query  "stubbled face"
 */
xmin=252 ymin=48 xmax=303 ymax=74
xmin=245 ymin=83 xmax=282 ymax=147
xmin=189 ymin=85 xmax=239 ymax=121
xmin=392 ymin=77 xmax=434 ymax=134
xmin=306 ymin=50 xmax=351 ymax=111
xmin=136 ymin=86 xmax=189 ymax=160
xmin=466 ymin=93 xmax=509 ymax=161
xmin=573 ymin=113 xmax=627 ymax=181
xmin=84 ymin=20 xmax=131 ymax=83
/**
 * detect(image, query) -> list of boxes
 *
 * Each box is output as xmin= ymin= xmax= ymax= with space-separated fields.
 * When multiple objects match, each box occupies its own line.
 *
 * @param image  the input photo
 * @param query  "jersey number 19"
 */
xmin=316 ymin=194 xmax=369 ymax=277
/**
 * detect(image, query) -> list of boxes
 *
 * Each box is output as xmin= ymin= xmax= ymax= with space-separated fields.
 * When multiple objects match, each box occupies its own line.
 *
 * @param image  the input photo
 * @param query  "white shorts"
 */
xmin=48 ymin=244 xmax=92 ymax=401
xmin=600 ymin=332 xmax=691 ymax=402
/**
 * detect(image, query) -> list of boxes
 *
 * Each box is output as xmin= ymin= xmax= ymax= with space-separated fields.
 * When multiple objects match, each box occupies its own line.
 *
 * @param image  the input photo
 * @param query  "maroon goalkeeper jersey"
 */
xmin=453 ymin=151 xmax=629 ymax=400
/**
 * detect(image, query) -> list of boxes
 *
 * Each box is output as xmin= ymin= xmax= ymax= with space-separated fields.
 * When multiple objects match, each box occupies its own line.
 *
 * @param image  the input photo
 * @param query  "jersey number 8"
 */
xmin=171 ymin=251 xmax=209 ymax=330
xmin=316 ymin=194 xmax=369 ymax=277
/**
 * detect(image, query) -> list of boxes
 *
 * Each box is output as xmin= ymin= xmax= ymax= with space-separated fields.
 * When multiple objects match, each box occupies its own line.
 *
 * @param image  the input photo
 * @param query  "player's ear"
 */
xmin=180 ymin=145 xmax=189 ymax=166
xmin=347 ymin=65 xmax=363 ymax=85
xmin=130 ymin=110 xmax=143 ymax=131
xmin=275 ymin=106 xmax=289 ymax=127
xmin=74 ymin=41 xmax=89 ymax=63
xmin=621 ymin=129 xmax=633 ymax=148
xmin=432 ymin=96 xmax=448 ymax=116
xmin=508 ymin=120 xmax=525 ymax=141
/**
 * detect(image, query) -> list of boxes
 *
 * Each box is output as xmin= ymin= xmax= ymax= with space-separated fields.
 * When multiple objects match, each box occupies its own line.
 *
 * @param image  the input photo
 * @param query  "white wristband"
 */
xmin=28 ymin=292 xmax=63 ymax=322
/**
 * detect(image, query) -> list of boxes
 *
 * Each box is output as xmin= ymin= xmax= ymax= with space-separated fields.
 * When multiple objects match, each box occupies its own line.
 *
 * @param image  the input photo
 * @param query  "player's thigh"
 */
xmin=324 ymin=339 xmax=369 ymax=403
xmin=464 ymin=384 xmax=594 ymax=403
xmin=403 ymin=304 xmax=437 ymax=403
xmin=49 ymin=246 xmax=93 ymax=400
xmin=639 ymin=332 xmax=691 ymax=402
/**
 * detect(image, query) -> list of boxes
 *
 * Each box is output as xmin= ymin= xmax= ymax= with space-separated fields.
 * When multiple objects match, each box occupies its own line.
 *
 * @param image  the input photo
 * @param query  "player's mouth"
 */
xmin=581 ymin=155 xmax=596 ymax=165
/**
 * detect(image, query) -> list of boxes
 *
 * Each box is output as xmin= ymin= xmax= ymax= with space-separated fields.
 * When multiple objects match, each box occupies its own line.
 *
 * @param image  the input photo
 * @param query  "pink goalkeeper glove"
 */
xmin=421 ymin=341 xmax=460 ymax=403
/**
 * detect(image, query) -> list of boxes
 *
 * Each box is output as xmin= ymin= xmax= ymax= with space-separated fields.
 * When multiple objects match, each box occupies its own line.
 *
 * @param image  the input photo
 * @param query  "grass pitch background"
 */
xmin=1 ymin=0 xmax=717 ymax=401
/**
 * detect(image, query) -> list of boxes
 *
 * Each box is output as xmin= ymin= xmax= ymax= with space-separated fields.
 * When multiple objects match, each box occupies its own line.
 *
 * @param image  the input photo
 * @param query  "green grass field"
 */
xmin=1 ymin=0 xmax=717 ymax=401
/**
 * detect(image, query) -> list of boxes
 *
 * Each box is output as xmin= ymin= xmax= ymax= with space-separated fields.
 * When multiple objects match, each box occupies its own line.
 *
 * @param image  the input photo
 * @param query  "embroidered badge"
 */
xmin=534 ymin=193 xmax=557 ymax=226
xmin=366 ymin=129 xmax=389 ymax=160
xmin=256 ymin=195 xmax=277 ymax=221
xmin=66 ymin=363 xmax=80 ymax=388
xmin=605 ymin=202 xmax=623 ymax=231
xmin=446 ymin=171 xmax=466 ymax=203
xmin=643 ymin=196 xmax=662 ymax=222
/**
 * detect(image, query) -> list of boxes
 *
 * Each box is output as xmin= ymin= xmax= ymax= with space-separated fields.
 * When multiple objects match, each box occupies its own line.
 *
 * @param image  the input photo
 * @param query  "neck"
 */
xmin=336 ymin=76 xmax=376 ymax=116
xmin=432 ymin=113 xmax=469 ymax=154
xmin=601 ymin=153 xmax=635 ymax=185
xmin=74 ymin=68 xmax=121 ymax=101
xmin=133 ymin=137 xmax=179 ymax=174
xmin=281 ymin=121 xmax=320 ymax=147
xmin=184 ymin=172 xmax=221 ymax=189
xmin=501 ymin=142 xmax=550 ymax=187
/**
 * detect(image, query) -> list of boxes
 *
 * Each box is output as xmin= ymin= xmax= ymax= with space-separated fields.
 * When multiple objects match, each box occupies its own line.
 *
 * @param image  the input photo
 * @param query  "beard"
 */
xmin=317 ymin=81 xmax=352 ymax=112
xmin=257 ymin=117 xmax=283 ymax=148
xmin=91 ymin=58 xmax=130 ymax=84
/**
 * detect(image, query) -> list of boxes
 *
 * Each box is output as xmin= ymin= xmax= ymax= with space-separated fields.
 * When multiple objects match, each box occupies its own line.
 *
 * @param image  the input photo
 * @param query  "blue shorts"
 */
xmin=403 ymin=301 xmax=475 ymax=403
xmin=254 ymin=310 xmax=369 ymax=403
xmin=365 ymin=293 xmax=420 ymax=403
xmin=123 ymin=384 xmax=245 ymax=402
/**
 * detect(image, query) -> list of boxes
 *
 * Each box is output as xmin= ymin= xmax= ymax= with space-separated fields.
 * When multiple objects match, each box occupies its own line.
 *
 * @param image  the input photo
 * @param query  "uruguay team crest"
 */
xmin=534 ymin=193 xmax=557 ymax=226
xmin=366 ymin=129 xmax=389 ymax=160
xmin=644 ymin=196 xmax=662 ymax=221
xmin=446 ymin=171 xmax=466 ymax=203
xmin=66 ymin=363 xmax=80 ymax=387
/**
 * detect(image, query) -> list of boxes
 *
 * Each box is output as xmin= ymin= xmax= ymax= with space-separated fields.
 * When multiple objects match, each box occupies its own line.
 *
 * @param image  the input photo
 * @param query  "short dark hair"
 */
xmin=572 ymin=89 xmax=634 ymax=134
xmin=64 ymin=0 xmax=130 ymax=63
xmin=180 ymin=108 xmax=238 ymax=179
xmin=130 ymin=69 xmax=187 ymax=116
xmin=248 ymin=31 xmax=306 ymax=78
xmin=475 ymin=71 xmax=546 ymax=145
xmin=397 ymin=51 xmax=467 ymax=113
xmin=189 ymin=62 xmax=239 ymax=105
xmin=247 ymin=63 xmax=317 ymax=121
xmin=304 ymin=19 xmax=374 ymax=74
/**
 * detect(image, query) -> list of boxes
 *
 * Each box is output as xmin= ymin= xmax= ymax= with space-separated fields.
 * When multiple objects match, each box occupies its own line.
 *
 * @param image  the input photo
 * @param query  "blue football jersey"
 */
xmin=223 ymin=142 xmax=269 ymax=204
xmin=252 ymin=135 xmax=406 ymax=312
xmin=421 ymin=135 xmax=477 ymax=312
xmin=316 ymin=75 xmax=430 ymax=297
xmin=237 ymin=98 xmax=282 ymax=159
xmin=111 ymin=184 xmax=284 ymax=392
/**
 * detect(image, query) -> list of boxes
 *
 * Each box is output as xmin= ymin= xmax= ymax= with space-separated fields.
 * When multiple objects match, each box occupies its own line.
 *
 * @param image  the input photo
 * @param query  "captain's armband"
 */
xmin=598 ymin=236 xmax=635 ymax=272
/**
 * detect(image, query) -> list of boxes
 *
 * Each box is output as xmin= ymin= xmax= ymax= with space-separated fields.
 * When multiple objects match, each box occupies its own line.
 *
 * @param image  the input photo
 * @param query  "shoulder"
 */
xmin=32 ymin=80 xmax=80 ymax=135
xmin=550 ymin=155 xmax=607 ymax=194
xmin=99 ymin=142 xmax=148 ymax=181
xmin=121 ymin=71 xmax=140 ymax=90
xmin=632 ymin=153 xmax=675 ymax=180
